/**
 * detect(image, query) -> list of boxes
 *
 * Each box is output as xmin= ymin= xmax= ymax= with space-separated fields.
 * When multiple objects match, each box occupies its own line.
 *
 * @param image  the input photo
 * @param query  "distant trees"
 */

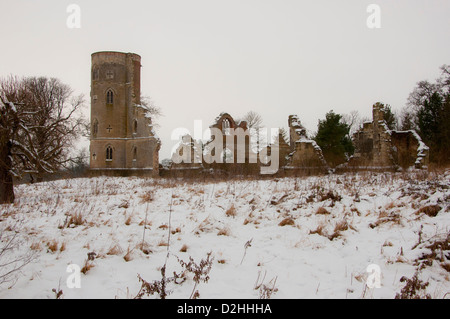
xmin=0 ymin=76 xmax=86 ymax=204
xmin=314 ymin=110 xmax=354 ymax=167
xmin=404 ymin=65 xmax=450 ymax=164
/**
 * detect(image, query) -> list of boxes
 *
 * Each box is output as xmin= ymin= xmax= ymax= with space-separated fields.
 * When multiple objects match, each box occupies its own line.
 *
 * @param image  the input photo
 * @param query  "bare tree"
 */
xmin=242 ymin=110 xmax=263 ymax=130
xmin=0 ymin=76 xmax=86 ymax=203
xmin=342 ymin=110 xmax=361 ymax=135
xmin=242 ymin=110 xmax=265 ymax=152
xmin=137 ymin=95 xmax=163 ymax=129
xmin=0 ymin=97 xmax=19 ymax=203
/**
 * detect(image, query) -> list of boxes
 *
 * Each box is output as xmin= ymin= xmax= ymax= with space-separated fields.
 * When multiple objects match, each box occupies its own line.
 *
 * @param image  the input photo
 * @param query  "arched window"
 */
xmin=92 ymin=119 xmax=98 ymax=137
xmin=106 ymin=90 xmax=114 ymax=105
xmin=222 ymin=118 xmax=231 ymax=135
xmin=133 ymin=119 xmax=138 ymax=134
xmin=106 ymin=146 xmax=113 ymax=161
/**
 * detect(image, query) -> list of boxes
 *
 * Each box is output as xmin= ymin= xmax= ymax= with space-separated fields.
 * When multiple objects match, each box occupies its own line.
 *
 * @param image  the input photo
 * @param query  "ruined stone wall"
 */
xmin=347 ymin=103 xmax=429 ymax=170
xmin=283 ymin=115 xmax=329 ymax=174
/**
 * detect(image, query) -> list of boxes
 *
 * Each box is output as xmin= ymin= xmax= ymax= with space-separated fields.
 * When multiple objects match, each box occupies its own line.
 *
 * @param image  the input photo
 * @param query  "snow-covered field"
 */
xmin=0 ymin=170 xmax=449 ymax=299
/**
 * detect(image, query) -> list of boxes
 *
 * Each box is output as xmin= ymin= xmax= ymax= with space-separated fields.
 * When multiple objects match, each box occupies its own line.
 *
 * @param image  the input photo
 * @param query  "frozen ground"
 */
xmin=0 ymin=170 xmax=449 ymax=299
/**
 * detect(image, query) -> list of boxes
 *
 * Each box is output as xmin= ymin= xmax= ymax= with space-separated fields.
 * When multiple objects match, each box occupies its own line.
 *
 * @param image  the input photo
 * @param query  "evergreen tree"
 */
xmin=314 ymin=110 xmax=354 ymax=167
xmin=406 ymin=64 xmax=450 ymax=165
xmin=383 ymin=104 xmax=397 ymax=130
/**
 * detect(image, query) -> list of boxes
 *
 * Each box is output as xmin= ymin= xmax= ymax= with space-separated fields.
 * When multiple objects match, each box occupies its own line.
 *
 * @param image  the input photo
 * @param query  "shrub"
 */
xmin=395 ymin=273 xmax=431 ymax=299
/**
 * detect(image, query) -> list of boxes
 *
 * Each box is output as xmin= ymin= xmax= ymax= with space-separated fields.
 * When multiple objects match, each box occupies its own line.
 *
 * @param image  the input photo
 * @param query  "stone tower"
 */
xmin=89 ymin=51 xmax=160 ymax=175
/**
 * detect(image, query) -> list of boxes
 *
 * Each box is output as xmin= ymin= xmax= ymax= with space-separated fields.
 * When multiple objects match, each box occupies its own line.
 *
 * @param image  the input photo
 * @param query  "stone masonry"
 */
xmin=89 ymin=51 xmax=160 ymax=176
xmin=347 ymin=103 xmax=429 ymax=170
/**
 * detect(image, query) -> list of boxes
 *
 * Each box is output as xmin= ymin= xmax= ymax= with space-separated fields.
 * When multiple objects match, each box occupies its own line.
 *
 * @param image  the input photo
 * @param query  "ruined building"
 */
xmin=347 ymin=103 xmax=429 ymax=170
xmin=169 ymin=113 xmax=330 ymax=176
xmin=89 ymin=51 xmax=160 ymax=176
xmin=88 ymin=52 xmax=428 ymax=177
xmin=170 ymin=113 xmax=261 ymax=175
xmin=280 ymin=115 xmax=329 ymax=175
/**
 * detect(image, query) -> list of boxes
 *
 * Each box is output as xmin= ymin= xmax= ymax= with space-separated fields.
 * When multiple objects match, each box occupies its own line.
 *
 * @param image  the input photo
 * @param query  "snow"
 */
xmin=0 ymin=171 xmax=449 ymax=299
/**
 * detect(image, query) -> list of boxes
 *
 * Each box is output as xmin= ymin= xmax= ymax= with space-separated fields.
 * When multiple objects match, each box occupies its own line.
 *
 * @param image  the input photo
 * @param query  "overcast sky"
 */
xmin=1 ymin=0 xmax=449 ymax=160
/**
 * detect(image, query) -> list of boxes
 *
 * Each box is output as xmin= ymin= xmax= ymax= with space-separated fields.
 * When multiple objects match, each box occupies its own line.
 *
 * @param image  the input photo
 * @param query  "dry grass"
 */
xmin=217 ymin=227 xmax=230 ymax=236
xmin=138 ymin=242 xmax=153 ymax=255
xmin=123 ymin=247 xmax=134 ymax=262
xmin=157 ymin=240 xmax=169 ymax=247
xmin=225 ymin=204 xmax=237 ymax=217
xmin=139 ymin=219 xmax=152 ymax=227
xmin=333 ymin=219 xmax=349 ymax=233
xmin=278 ymin=217 xmax=295 ymax=227
xmin=139 ymin=190 xmax=154 ymax=203
xmin=30 ymin=242 xmax=41 ymax=251
xmin=441 ymin=263 xmax=450 ymax=272
xmin=70 ymin=212 xmax=85 ymax=226
xmin=125 ymin=214 xmax=133 ymax=226
xmin=107 ymin=244 xmax=123 ymax=256
xmin=59 ymin=211 xmax=86 ymax=229
xmin=47 ymin=240 xmax=59 ymax=253
xmin=309 ymin=222 xmax=327 ymax=237
xmin=415 ymin=205 xmax=441 ymax=217
xmin=350 ymin=206 xmax=361 ymax=216
xmin=369 ymin=211 xmax=402 ymax=229
xmin=59 ymin=242 xmax=66 ymax=252
xmin=81 ymin=259 xmax=95 ymax=274
xmin=316 ymin=207 xmax=330 ymax=215
xmin=171 ymin=227 xmax=181 ymax=235
xmin=328 ymin=219 xmax=349 ymax=241
xmin=179 ymin=244 xmax=188 ymax=253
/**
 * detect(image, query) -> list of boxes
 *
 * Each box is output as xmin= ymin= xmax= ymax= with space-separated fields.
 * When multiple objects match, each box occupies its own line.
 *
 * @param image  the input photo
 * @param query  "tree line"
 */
xmin=1 ymin=65 xmax=449 ymax=204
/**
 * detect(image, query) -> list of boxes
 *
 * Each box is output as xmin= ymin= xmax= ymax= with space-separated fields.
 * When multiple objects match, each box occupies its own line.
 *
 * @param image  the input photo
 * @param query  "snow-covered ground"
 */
xmin=0 ymin=170 xmax=449 ymax=299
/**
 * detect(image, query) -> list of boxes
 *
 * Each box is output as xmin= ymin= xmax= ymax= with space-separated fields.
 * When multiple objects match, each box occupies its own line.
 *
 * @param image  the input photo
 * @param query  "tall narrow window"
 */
xmin=133 ymin=147 xmax=137 ymax=161
xmin=106 ymin=90 xmax=114 ymax=105
xmin=222 ymin=118 xmax=231 ymax=135
xmin=133 ymin=120 xmax=138 ymax=134
xmin=92 ymin=119 xmax=98 ymax=137
xmin=106 ymin=146 xmax=113 ymax=161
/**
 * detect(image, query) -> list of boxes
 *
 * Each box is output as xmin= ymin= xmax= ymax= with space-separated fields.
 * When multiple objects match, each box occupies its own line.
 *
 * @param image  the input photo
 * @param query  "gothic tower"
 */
xmin=89 ymin=51 xmax=160 ymax=175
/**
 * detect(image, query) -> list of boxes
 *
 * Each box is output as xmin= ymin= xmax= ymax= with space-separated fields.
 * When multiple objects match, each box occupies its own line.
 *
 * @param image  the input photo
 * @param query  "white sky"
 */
xmin=1 ymin=0 xmax=449 ymax=160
